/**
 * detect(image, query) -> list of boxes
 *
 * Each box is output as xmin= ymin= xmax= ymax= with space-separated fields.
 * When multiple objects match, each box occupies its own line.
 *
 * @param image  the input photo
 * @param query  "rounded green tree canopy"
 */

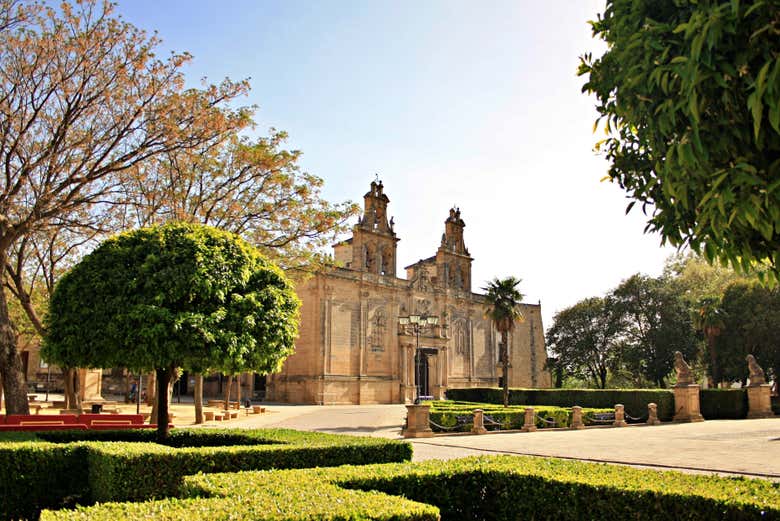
xmin=42 ymin=222 xmax=300 ymax=376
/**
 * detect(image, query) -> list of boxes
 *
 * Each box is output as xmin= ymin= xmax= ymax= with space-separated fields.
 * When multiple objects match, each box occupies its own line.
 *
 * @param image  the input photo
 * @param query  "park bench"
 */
xmin=0 ymin=414 xmax=88 ymax=431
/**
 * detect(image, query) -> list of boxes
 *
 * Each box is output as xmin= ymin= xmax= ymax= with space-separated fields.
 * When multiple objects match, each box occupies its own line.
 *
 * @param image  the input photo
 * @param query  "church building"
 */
xmin=266 ymin=181 xmax=550 ymax=404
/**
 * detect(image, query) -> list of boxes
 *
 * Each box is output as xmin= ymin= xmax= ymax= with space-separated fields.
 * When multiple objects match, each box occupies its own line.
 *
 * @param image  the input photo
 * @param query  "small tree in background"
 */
xmin=43 ymin=222 xmax=300 ymax=441
xmin=483 ymin=277 xmax=524 ymax=407
xmin=546 ymin=296 xmax=625 ymax=389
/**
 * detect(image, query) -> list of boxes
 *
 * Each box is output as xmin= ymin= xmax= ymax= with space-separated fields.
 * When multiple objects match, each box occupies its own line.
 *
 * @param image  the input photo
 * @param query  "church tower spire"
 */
xmin=334 ymin=180 xmax=399 ymax=276
xmin=435 ymin=207 xmax=472 ymax=291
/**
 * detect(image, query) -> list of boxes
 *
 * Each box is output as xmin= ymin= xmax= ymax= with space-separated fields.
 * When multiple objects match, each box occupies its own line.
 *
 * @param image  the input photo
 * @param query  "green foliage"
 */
xmin=42 ymin=456 xmax=780 ymax=520
xmin=43 ymin=222 xmax=300 ymax=375
xmin=0 ymin=442 xmax=89 ymax=520
xmin=611 ymin=274 xmax=698 ymax=387
xmin=580 ymin=0 xmax=780 ymax=281
xmin=0 ymin=429 xmax=412 ymax=520
xmin=446 ymin=388 xmax=676 ymax=421
xmin=717 ymin=280 xmax=780 ymax=383
xmin=427 ymin=401 xmax=613 ymax=431
xmin=700 ymin=389 xmax=748 ymax=419
xmin=545 ymin=296 xmax=624 ymax=388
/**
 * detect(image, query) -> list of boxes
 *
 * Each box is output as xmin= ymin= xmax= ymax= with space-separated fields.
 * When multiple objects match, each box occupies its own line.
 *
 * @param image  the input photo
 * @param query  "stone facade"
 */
xmin=267 ymin=181 xmax=551 ymax=404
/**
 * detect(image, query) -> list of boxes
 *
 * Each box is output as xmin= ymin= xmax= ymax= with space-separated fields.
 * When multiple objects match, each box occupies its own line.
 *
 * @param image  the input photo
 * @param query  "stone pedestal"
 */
xmin=673 ymin=384 xmax=704 ymax=422
xmin=471 ymin=409 xmax=487 ymax=434
xmin=570 ymin=406 xmax=585 ymax=429
xmin=613 ymin=404 xmax=627 ymax=427
xmin=403 ymin=404 xmax=434 ymax=438
xmin=747 ymin=384 xmax=774 ymax=419
xmin=521 ymin=407 xmax=537 ymax=432
xmin=647 ymin=403 xmax=661 ymax=425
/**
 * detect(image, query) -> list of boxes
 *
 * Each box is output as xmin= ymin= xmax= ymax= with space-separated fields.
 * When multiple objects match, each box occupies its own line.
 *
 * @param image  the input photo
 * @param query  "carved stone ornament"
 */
xmin=674 ymin=351 xmax=694 ymax=386
xmin=746 ymin=354 xmax=766 ymax=386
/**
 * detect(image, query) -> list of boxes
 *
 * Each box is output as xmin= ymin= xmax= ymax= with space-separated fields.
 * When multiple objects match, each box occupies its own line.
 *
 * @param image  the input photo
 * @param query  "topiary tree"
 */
xmin=42 ymin=222 xmax=300 ymax=440
xmin=580 ymin=0 xmax=780 ymax=281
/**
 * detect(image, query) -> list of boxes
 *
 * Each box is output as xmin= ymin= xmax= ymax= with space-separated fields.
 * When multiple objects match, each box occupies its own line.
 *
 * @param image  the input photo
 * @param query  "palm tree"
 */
xmin=692 ymin=296 xmax=726 ymax=387
xmin=483 ymin=277 xmax=524 ymax=407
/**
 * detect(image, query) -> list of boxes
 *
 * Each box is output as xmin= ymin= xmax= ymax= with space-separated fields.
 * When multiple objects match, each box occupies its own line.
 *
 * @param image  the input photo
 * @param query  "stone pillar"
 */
xmin=570 ymin=405 xmax=584 ymax=429
xmin=747 ymin=384 xmax=774 ymax=419
xmin=647 ymin=402 xmax=661 ymax=425
xmin=521 ymin=407 xmax=537 ymax=432
xmin=402 ymin=404 xmax=434 ymax=438
xmin=613 ymin=404 xmax=627 ymax=427
xmin=673 ymin=384 xmax=704 ymax=422
xmin=472 ymin=408 xmax=487 ymax=434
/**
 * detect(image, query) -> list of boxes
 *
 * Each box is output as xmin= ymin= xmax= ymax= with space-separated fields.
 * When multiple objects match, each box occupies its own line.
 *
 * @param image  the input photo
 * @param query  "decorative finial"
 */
xmin=374 ymin=173 xmax=380 ymax=183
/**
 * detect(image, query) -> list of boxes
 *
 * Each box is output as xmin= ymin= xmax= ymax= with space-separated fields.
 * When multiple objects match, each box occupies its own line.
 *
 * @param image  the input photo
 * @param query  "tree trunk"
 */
xmin=0 ymin=276 xmax=29 ymax=415
xmin=707 ymin=335 xmax=720 ymax=388
xmin=146 ymin=371 xmax=156 ymax=406
xmin=501 ymin=332 xmax=509 ymax=408
xmin=236 ymin=373 xmax=242 ymax=407
xmin=599 ymin=367 xmax=607 ymax=389
xmin=63 ymin=368 xmax=81 ymax=411
xmin=194 ymin=373 xmax=204 ymax=424
xmin=224 ymin=374 xmax=233 ymax=410
xmin=155 ymin=366 xmax=174 ymax=442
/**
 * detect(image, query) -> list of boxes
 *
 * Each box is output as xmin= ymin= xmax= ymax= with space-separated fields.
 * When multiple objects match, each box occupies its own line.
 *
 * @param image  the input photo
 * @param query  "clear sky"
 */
xmin=115 ymin=0 xmax=679 ymax=330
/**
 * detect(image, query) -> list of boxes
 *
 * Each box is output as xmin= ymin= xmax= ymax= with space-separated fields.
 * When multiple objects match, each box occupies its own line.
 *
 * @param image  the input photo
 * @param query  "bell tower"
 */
xmin=435 ymin=207 xmax=472 ymax=291
xmin=344 ymin=180 xmax=399 ymax=276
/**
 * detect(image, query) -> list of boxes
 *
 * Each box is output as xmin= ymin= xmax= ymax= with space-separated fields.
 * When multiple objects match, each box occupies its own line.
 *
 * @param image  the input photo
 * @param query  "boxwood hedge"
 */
xmin=700 ymin=389 xmax=748 ymax=419
xmin=427 ymin=402 xmax=614 ymax=431
xmin=0 ymin=429 xmax=412 ymax=520
xmin=446 ymin=388 xmax=676 ymax=421
xmin=41 ymin=455 xmax=780 ymax=520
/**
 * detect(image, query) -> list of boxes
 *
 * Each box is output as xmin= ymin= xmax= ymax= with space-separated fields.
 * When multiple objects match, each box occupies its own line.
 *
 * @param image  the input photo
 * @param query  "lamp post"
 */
xmin=398 ymin=313 xmax=439 ymax=404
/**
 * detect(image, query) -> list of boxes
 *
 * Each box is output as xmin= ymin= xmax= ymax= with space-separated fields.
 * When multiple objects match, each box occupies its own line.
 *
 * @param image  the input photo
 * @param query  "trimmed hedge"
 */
xmin=428 ymin=402 xmax=614 ymax=431
xmin=700 ymin=389 xmax=748 ymax=419
xmin=0 ymin=442 xmax=89 ymax=520
xmin=446 ymin=388 xmax=676 ymax=421
xmin=42 ymin=455 xmax=780 ymax=520
xmin=0 ymin=429 xmax=412 ymax=520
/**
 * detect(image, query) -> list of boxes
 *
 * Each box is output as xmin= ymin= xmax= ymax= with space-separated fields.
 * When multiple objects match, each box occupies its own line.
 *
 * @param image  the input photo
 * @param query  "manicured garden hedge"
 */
xmin=41 ymin=455 xmax=780 ymax=520
xmin=446 ymin=388 xmax=675 ymax=421
xmin=0 ymin=429 xmax=412 ymax=520
xmin=700 ymin=389 xmax=748 ymax=419
xmin=427 ymin=401 xmax=614 ymax=431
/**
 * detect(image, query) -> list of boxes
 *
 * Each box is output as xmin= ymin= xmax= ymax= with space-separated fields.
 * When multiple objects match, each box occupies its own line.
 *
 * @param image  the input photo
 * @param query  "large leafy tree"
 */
xmin=0 ymin=0 xmax=249 ymax=413
xmin=546 ymin=296 xmax=625 ymax=389
xmin=117 ymin=131 xmax=358 ymax=272
xmin=42 ymin=223 xmax=300 ymax=440
xmin=611 ymin=274 xmax=698 ymax=387
xmin=483 ymin=277 xmax=524 ymax=407
xmin=717 ymin=281 xmax=780 ymax=386
xmin=580 ymin=0 xmax=780 ymax=280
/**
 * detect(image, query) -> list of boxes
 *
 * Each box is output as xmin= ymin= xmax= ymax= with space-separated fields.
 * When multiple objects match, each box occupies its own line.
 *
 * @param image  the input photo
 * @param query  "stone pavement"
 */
xmin=198 ymin=404 xmax=780 ymax=479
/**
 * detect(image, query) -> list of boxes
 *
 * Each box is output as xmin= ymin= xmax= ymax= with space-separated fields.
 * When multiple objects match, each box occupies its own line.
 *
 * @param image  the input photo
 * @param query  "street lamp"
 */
xmin=398 ymin=313 xmax=439 ymax=404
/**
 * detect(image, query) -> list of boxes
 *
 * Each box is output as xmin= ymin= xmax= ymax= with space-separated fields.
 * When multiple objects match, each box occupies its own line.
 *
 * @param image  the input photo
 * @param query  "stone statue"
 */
xmin=746 ymin=354 xmax=766 ymax=386
xmin=674 ymin=351 xmax=694 ymax=386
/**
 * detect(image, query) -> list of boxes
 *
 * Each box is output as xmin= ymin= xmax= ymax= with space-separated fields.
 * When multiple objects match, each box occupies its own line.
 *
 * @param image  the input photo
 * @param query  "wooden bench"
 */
xmin=0 ymin=414 xmax=88 ymax=431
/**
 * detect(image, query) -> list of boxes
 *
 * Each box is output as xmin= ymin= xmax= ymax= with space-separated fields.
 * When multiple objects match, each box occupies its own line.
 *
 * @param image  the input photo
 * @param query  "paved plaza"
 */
xmin=202 ymin=404 xmax=780 ymax=479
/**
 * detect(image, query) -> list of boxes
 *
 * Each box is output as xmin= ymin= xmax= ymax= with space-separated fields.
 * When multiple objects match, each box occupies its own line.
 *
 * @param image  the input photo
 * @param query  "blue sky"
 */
xmin=116 ymin=1 xmax=678 ymax=328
